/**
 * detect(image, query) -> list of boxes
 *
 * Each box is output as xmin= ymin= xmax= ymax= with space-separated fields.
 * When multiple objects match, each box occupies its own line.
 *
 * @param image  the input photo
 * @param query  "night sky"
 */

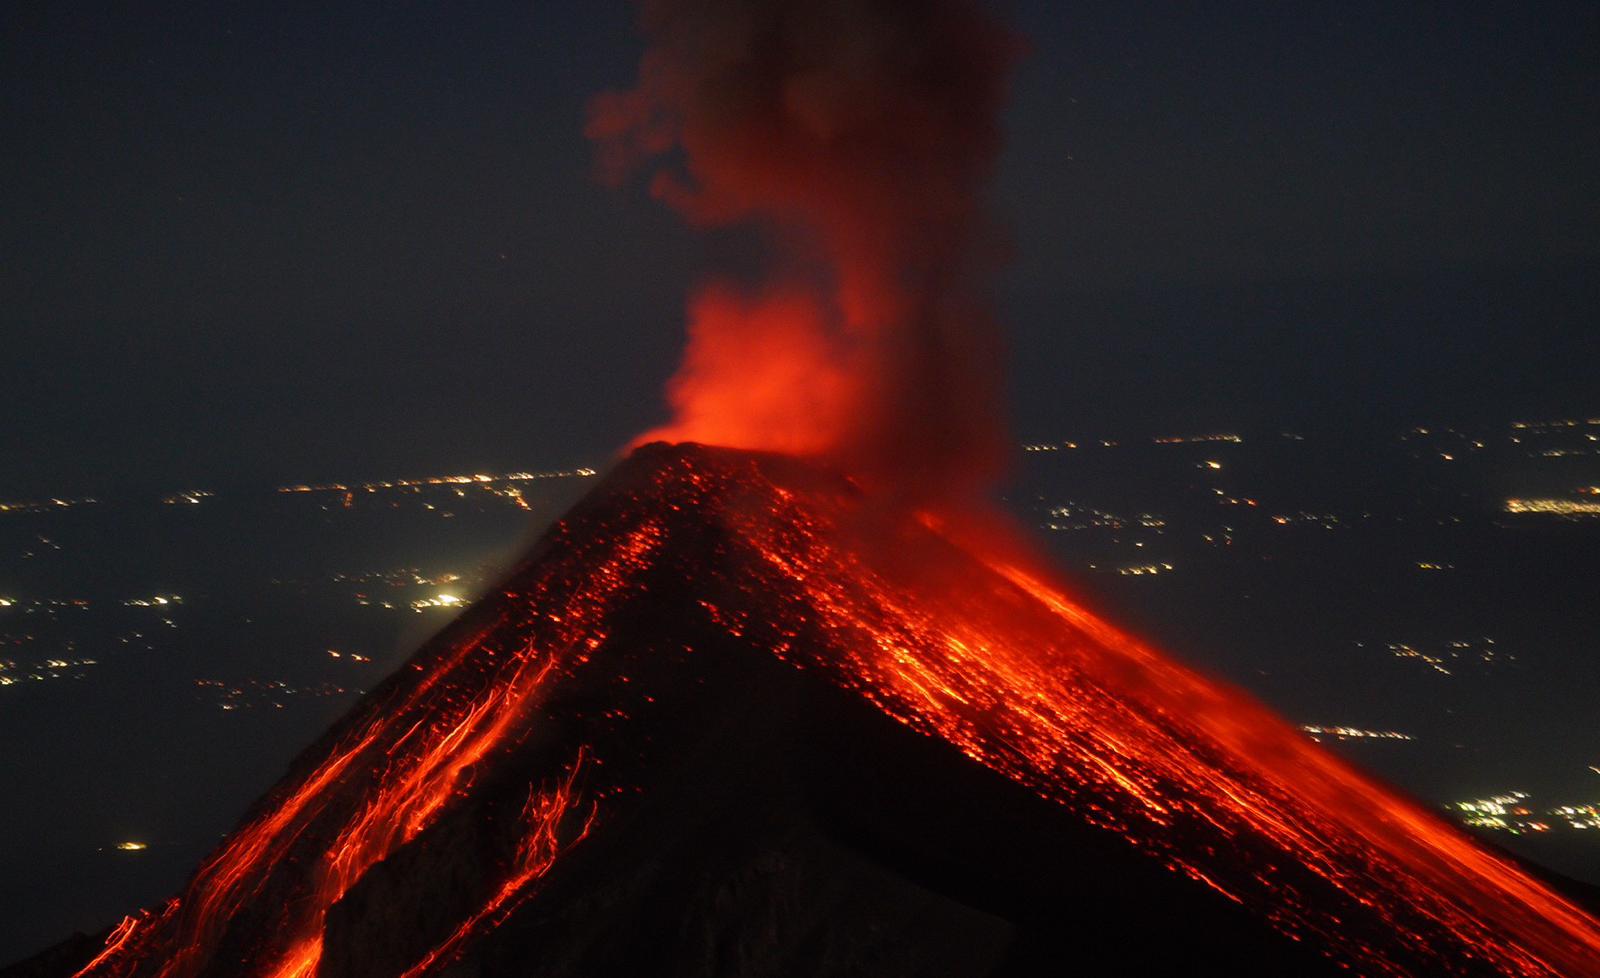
xmin=4 ymin=1 xmax=1597 ymax=498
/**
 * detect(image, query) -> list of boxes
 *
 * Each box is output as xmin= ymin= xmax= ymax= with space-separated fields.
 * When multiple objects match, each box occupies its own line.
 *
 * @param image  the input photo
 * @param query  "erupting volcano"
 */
xmin=17 ymin=444 xmax=1600 ymax=978
xmin=13 ymin=1 xmax=1600 ymax=976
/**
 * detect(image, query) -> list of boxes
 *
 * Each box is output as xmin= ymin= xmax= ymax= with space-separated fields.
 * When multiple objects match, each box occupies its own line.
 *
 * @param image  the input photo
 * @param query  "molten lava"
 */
xmin=66 ymin=445 xmax=1600 ymax=978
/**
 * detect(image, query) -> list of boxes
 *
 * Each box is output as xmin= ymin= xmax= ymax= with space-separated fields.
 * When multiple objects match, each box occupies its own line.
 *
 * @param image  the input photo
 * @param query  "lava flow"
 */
xmin=62 ymin=444 xmax=1600 ymax=978
xmin=69 ymin=512 xmax=666 ymax=978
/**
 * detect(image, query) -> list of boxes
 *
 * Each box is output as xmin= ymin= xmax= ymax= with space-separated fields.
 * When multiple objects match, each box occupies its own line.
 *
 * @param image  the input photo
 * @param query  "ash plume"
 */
xmin=588 ymin=0 xmax=1020 ymax=500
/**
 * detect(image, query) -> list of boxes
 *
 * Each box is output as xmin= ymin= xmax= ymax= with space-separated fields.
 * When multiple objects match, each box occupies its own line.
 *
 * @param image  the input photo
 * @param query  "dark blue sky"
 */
xmin=3 ymin=1 xmax=1597 ymax=495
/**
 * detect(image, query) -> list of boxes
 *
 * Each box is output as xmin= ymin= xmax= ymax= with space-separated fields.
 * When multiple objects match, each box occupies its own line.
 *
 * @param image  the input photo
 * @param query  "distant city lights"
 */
xmin=123 ymin=595 xmax=183 ymax=608
xmin=1384 ymin=638 xmax=1508 ymax=677
xmin=410 ymin=593 xmax=466 ymax=612
xmin=1300 ymin=725 xmax=1413 ymax=742
xmin=1510 ymin=418 xmax=1600 ymax=431
xmin=1022 ymin=441 xmax=1079 ymax=452
xmin=196 ymin=678 xmax=352 ymax=711
xmin=277 ymin=467 xmax=597 ymax=495
xmin=1116 ymin=562 xmax=1175 ymax=577
xmin=1152 ymin=433 xmax=1243 ymax=445
xmin=1504 ymin=498 xmax=1600 ymax=516
xmin=0 ymin=656 xmax=103 ymax=687
xmin=1450 ymin=792 xmax=1600 ymax=834
xmin=161 ymin=490 xmax=215 ymax=506
xmin=1042 ymin=503 xmax=1163 ymax=532
xmin=0 ymin=496 xmax=98 ymax=514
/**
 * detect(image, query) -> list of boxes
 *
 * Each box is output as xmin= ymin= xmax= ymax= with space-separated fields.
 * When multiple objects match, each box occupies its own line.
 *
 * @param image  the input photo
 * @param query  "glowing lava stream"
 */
xmin=701 ymin=468 xmax=1600 ymax=978
xmin=72 ymin=520 xmax=665 ymax=978
xmin=69 ymin=449 xmax=1600 ymax=977
xmin=394 ymin=753 xmax=596 ymax=978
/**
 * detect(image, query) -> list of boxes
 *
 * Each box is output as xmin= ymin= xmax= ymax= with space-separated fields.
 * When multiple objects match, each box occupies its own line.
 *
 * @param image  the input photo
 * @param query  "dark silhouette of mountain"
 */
xmin=9 ymin=444 xmax=1600 ymax=978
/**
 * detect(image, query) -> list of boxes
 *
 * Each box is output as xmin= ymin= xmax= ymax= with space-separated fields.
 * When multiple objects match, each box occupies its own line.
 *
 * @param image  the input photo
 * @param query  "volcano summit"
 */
xmin=12 ymin=443 xmax=1600 ymax=978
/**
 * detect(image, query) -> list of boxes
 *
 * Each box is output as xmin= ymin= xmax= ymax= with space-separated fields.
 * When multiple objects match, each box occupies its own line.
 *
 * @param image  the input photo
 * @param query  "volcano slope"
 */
xmin=13 ymin=443 xmax=1600 ymax=978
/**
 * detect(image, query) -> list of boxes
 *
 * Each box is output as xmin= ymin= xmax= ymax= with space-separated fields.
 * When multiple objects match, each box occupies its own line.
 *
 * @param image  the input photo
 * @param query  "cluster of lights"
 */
xmin=1548 ymin=804 xmax=1600 ymax=830
xmin=278 ymin=467 xmax=596 ymax=494
xmin=1115 ymin=561 xmax=1175 ymax=577
xmin=1030 ymin=432 xmax=1240 ymax=449
xmin=409 ymin=592 xmax=466 ymax=612
xmin=195 ymin=678 xmax=352 ymax=711
xmin=1404 ymin=425 xmax=1489 ymax=448
xmin=161 ymin=490 xmax=215 ymax=505
xmin=1153 ymin=433 xmax=1242 ymax=445
xmin=1504 ymin=498 xmax=1600 ymax=516
xmin=0 ymin=656 xmax=100 ymax=687
xmin=1385 ymin=638 xmax=1506 ymax=677
xmin=0 ymin=597 xmax=90 ymax=610
xmin=332 ymin=569 xmax=464 ymax=587
xmin=1387 ymin=643 xmax=1453 ymax=676
xmin=122 ymin=595 xmax=183 ymax=608
xmin=1415 ymin=561 xmax=1455 ymax=571
xmin=1023 ymin=438 xmax=1122 ymax=451
xmin=1270 ymin=511 xmax=1342 ymax=528
xmin=1043 ymin=503 xmax=1161 ymax=531
xmin=1511 ymin=418 xmax=1600 ymax=431
xmin=0 ymin=496 xmax=98 ymax=514
xmin=1215 ymin=491 xmax=1261 ymax=508
xmin=1299 ymin=725 xmax=1413 ymax=742
xmin=1451 ymin=792 xmax=1600 ymax=834
xmin=1453 ymin=792 xmax=1537 ymax=832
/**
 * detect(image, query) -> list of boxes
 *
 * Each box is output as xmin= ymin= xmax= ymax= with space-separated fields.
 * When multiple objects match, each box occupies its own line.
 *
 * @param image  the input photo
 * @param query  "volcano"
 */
xmin=12 ymin=443 xmax=1600 ymax=978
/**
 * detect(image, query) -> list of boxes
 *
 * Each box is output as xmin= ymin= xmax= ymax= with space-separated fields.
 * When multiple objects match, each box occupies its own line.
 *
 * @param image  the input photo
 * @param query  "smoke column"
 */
xmin=588 ymin=0 xmax=1019 ymax=499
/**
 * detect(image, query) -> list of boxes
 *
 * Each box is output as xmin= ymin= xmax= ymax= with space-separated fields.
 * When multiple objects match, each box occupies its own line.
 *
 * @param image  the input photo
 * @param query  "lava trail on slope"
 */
xmin=51 ymin=444 xmax=1600 ymax=978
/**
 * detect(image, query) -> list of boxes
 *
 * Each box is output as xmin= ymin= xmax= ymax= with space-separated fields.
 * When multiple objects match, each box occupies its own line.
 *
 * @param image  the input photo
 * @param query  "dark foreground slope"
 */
xmin=9 ymin=444 xmax=1600 ymax=978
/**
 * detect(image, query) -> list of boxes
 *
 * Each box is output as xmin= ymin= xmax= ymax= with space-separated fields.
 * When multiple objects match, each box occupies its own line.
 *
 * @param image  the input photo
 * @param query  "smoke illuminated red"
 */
xmin=647 ymin=285 xmax=859 ymax=458
xmin=589 ymin=0 xmax=1016 ymax=497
